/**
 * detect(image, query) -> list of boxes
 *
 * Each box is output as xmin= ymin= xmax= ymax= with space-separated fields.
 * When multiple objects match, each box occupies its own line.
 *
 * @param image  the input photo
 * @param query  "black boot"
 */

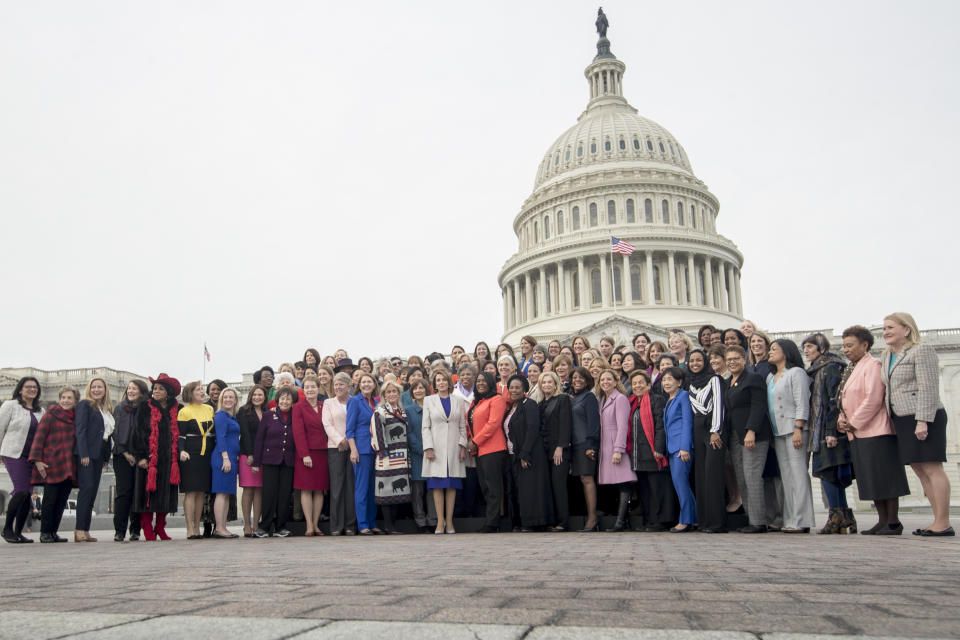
xmin=3 ymin=493 xmax=27 ymax=542
xmin=606 ymin=491 xmax=631 ymax=532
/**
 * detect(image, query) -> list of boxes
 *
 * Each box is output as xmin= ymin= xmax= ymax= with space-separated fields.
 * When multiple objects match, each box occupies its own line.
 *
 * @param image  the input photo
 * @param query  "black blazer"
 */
xmin=506 ymin=398 xmax=544 ymax=463
xmin=539 ymin=394 xmax=572 ymax=451
xmin=722 ymin=370 xmax=772 ymax=442
xmin=75 ymin=399 xmax=107 ymax=461
xmin=237 ymin=406 xmax=262 ymax=457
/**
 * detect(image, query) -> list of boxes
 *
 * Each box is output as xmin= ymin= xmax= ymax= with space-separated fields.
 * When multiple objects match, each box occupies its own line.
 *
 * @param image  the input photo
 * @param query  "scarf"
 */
xmin=836 ymin=356 xmax=858 ymax=423
xmin=630 ymin=392 xmax=667 ymax=470
xmin=807 ymin=352 xmax=845 ymax=453
xmin=146 ymin=400 xmax=180 ymax=504
xmin=686 ymin=349 xmax=715 ymax=390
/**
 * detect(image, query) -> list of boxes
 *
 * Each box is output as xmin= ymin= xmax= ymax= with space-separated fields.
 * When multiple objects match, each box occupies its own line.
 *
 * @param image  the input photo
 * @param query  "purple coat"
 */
xmin=253 ymin=409 xmax=295 ymax=467
xmin=598 ymin=389 xmax=637 ymax=485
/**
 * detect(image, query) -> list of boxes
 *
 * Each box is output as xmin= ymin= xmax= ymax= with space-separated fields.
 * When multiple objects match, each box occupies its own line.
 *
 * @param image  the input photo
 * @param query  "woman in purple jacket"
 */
xmin=597 ymin=369 xmax=637 ymax=531
xmin=251 ymin=387 xmax=297 ymax=538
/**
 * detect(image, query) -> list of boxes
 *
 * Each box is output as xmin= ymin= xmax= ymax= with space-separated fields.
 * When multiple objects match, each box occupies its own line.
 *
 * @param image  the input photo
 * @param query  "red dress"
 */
xmin=292 ymin=400 xmax=330 ymax=491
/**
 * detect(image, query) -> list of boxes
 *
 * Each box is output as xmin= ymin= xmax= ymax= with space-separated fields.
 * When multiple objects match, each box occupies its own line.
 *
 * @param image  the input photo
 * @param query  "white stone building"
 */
xmin=499 ymin=29 xmax=744 ymax=345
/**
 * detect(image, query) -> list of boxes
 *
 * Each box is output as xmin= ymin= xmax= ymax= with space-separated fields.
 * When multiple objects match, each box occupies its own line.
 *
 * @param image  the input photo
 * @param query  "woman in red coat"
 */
xmin=292 ymin=375 xmax=329 ymax=536
xmin=29 ymin=386 xmax=79 ymax=543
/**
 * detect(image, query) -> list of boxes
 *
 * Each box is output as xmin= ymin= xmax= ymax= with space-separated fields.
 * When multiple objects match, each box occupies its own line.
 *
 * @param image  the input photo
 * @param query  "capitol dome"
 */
xmin=498 ymin=21 xmax=744 ymax=344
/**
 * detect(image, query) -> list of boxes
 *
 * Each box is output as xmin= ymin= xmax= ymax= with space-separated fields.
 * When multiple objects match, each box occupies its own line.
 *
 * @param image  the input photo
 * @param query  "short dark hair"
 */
xmin=662 ymin=367 xmax=686 ymax=384
xmin=275 ymin=387 xmax=297 ymax=405
xmin=253 ymin=366 xmax=274 ymax=385
xmin=725 ymin=345 xmax=748 ymax=360
xmin=842 ymin=325 xmax=875 ymax=350
xmin=294 ymin=361 xmax=306 ymax=369
xmin=657 ymin=353 xmax=679 ymax=367
xmin=801 ymin=332 xmax=831 ymax=355
xmin=206 ymin=379 xmax=227 ymax=395
xmin=570 ymin=366 xmax=594 ymax=390
xmin=628 ymin=369 xmax=651 ymax=385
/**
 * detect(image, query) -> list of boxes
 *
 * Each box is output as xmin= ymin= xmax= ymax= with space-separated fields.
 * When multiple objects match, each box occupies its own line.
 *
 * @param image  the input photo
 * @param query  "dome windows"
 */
xmin=661 ymin=200 xmax=669 ymax=223
xmin=633 ymin=138 xmax=640 ymax=150
xmin=543 ymin=216 xmax=551 ymax=240
xmin=618 ymin=138 xmax=626 ymax=150
xmin=658 ymin=141 xmax=665 ymax=153
xmin=646 ymin=139 xmax=654 ymax=151
xmin=589 ymin=203 xmax=598 ymax=227
xmin=565 ymin=149 xmax=570 ymax=161
xmin=590 ymin=141 xmax=597 ymax=154
xmin=630 ymin=265 xmax=642 ymax=301
xmin=554 ymin=153 xmax=560 ymax=166
xmin=604 ymin=140 xmax=611 ymax=152
xmin=626 ymin=199 xmax=635 ymax=223
xmin=669 ymin=143 xmax=675 ymax=156
xmin=677 ymin=202 xmax=684 ymax=226
xmin=577 ymin=144 xmax=583 ymax=157
xmin=572 ymin=206 xmax=581 ymax=230
xmin=644 ymin=199 xmax=653 ymax=223
xmin=591 ymin=269 xmax=602 ymax=305
xmin=557 ymin=211 xmax=565 ymax=234
xmin=534 ymin=220 xmax=539 ymax=243
xmin=607 ymin=200 xmax=616 ymax=224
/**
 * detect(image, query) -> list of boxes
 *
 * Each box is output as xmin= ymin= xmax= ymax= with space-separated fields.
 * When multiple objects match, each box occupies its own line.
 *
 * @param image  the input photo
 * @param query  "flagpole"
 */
xmin=202 ymin=342 xmax=206 ymax=384
xmin=610 ymin=237 xmax=617 ymax=314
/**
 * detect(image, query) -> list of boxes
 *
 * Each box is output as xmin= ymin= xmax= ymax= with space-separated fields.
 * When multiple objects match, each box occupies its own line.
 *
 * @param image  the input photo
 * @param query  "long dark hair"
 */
xmin=472 ymin=371 xmax=498 ymax=403
xmin=125 ymin=379 xmax=149 ymax=405
xmin=722 ymin=328 xmax=749 ymax=351
xmin=774 ymin=339 xmax=805 ymax=370
xmin=12 ymin=377 xmax=41 ymax=411
xmin=241 ymin=384 xmax=269 ymax=414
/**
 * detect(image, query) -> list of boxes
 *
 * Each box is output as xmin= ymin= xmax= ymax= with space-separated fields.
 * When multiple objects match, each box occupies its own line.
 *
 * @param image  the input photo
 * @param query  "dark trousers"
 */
xmin=476 ymin=451 xmax=506 ymax=528
xmin=76 ymin=459 xmax=104 ymax=531
xmin=3 ymin=492 xmax=30 ymax=535
xmin=41 ymin=480 xmax=72 ymax=535
xmin=327 ymin=448 xmax=356 ymax=533
xmin=260 ymin=463 xmax=294 ymax=532
xmin=113 ymin=453 xmax=141 ymax=536
xmin=694 ymin=436 xmax=727 ymax=530
xmin=549 ymin=450 xmax=570 ymax=528
xmin=454 ymin=466 xmax=483 ymax=517
xmin=637 ymin=469 xmax=677 ymax=525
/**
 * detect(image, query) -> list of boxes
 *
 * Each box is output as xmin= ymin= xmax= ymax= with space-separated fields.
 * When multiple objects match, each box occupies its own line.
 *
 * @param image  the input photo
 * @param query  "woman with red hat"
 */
xmin=131 ymin=374 xmax=182 ymax=541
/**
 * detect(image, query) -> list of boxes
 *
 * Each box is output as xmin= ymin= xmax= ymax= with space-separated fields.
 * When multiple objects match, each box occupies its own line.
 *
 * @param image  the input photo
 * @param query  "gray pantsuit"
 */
xmin=327 ymin=448 xmax=356 ymax=533
xmin=729 ymin=433 xmax=770 ymax=526
xmin=772 ymin=432 xmax=815 ymax=529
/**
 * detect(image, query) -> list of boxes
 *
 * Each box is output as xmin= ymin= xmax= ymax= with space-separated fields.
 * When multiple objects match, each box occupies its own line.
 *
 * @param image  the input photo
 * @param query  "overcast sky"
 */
xmin=2 ymin=1 xmax=957 ymax=382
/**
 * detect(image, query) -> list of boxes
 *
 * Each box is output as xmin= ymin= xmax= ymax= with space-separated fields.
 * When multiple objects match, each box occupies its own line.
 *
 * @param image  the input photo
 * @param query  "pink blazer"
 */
xmin=839 ymin=353 xmax=894 ymax=440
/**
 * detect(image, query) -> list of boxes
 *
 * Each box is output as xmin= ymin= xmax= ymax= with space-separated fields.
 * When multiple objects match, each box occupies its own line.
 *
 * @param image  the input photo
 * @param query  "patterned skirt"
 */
xmin=374 ymin=450 xmax=412 ymax=505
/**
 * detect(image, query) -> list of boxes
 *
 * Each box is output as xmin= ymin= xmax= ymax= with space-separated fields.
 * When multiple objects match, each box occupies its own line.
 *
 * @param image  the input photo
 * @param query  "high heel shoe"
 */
xmin=579 ymin=522 xmax=599 ymax=532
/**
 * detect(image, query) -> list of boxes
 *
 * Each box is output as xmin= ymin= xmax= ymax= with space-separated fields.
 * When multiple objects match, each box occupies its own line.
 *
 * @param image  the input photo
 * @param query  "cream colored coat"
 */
xmin=420 ymin=394 xmax=468 ymax=479
xmin=840 ymin=353 xmax=894 ymax=440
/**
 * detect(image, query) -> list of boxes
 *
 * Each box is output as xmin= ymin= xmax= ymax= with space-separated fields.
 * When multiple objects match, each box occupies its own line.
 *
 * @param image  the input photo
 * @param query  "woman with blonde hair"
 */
xmin=580 ymin=348 xmax=601 ymax=371
xmin=881 ymin=312 xmax=953 ymax=536
xmin=668 ymin=330 xmax=693 ymax=367
xmin=597 ymin=369 xmax=637 ymax=531
xmin=317 ymin=365 xmax=335 ymax=399
xmin=587 ymin=355 xmax=610 ymax=391
xmin=211 ymin=387 xmax=241 ymax=538
xmin=538 ymin=371 xmax=573 ymax=531
xmin=370 ymin=379 xmax=412 ymax=534
xmin=572 ymin=335 xmax=591 ymax=361
xmin=178 ymin=381 xmax=215 ymax=539
xmin=74 ymin=378 xmax=114 ymax=542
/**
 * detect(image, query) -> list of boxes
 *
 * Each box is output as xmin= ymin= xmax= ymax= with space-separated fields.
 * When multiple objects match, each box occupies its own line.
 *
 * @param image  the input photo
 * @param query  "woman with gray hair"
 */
xmin=322 ymin=372 xmax=356 ymax=535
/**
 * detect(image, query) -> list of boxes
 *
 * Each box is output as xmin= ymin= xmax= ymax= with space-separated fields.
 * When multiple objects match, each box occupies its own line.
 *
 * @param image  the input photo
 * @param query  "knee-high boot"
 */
xmin=154 ymin=512 xmax=171 ymax=540
xmin=606 ymin=490 xmax=631 ymax=532
xmin=140 ymin=512 xmax=156 ymax=541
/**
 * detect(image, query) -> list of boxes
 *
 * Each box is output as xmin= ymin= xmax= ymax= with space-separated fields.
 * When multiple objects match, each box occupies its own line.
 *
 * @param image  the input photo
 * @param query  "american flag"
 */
xmin=611 ymin=236 xmax=635 ymax=255
xmin=203 ymin=343 xmax=211 ymax=362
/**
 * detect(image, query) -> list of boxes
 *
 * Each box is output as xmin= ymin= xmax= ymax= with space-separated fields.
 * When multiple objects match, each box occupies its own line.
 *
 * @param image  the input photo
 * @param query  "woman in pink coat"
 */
xmin=597 ymin=370 xmax=637 ymax=531
xmin=838 ymin=326 xmax=909 ymax=535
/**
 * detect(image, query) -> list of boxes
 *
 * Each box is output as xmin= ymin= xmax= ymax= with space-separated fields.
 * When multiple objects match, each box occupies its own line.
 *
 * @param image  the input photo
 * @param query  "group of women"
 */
xmin=0 ymin=311 xmax=952 ymax=542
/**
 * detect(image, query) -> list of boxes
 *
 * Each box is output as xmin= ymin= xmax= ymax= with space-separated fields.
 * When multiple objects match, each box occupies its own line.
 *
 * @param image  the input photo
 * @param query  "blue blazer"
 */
xmin=75 ymin=399 xmax=106 ymax=461
xmin=663 ymin=390 xmax=693 ymax=455
xmin=345 ymin=394 xmax=375 ymax=455
xmin=404 ymin=402 xmax=425 ymax=481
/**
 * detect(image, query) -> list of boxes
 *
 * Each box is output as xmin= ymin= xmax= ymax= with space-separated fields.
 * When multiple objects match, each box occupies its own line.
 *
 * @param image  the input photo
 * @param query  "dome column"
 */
xmin=511 ymin=279 xmax=519 ymax=327
xmin=576 ymin=256 xmax=586 ymax=311
xmin=734 ymin=269 xmax=744 ymax=316
xmin=600 ymin=253 xmax=611 ymax=308
xmin=622 ymin=254 xmax=633 ymax=305
xmin=704 ymin=258 xmax=715 ymax=309
xmin=502 ymin=288 xmax=509 ymax=329
xmin=718 ymin=261 xmax=729 ymax=312
xmin=667 ymin=251 xmax=678 ymax=306
xmin=645 ymin=251 xmax=655 ymax=304
xmin=557 ymin=261 xmax=567 ymax=313
xmin=538 ymin=266 xmax=547 ymax=318
xmin=687 ymin=253 xmax=696 ymax=305
xmin=727 ymin=264 xmax=738 ymax=316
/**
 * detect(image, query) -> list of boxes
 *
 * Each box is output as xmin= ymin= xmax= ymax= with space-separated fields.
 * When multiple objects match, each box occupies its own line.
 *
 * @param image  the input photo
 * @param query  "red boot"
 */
xmin=140 ymin=513 xmax=156 ymax=541
xmin=154 ymin=513 xmax=171 ymax=540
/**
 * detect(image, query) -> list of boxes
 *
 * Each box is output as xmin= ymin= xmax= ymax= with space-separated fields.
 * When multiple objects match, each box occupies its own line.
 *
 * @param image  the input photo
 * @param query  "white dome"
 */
xmin=534 ymin=106 xmax=693 ymax=189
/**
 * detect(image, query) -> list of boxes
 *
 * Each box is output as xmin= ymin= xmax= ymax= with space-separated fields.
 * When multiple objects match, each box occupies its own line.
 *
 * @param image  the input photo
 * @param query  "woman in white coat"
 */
xmin=421 ymin=368 xmax=468 ymax=534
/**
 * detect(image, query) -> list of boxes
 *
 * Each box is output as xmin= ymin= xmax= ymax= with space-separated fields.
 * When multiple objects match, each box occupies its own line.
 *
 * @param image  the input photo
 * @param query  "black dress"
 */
xmin=629 ymin=393 xmax=677 ymax=526
xmin=131 ymin=399 xmax=181 ymax=514
xmin=505 ymin=398 xmax=552 ymax=528
xmin=177 ymin=404 xmax=215 ymax=493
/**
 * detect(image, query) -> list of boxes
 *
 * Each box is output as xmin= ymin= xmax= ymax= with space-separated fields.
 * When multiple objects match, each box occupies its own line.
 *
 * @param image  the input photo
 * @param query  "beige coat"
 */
xmin=420 ymin=394 xmax=468 ymax=479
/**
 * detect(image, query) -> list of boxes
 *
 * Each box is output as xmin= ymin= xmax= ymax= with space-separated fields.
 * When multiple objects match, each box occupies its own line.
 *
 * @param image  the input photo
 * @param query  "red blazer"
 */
xmin=469 ymin=395 xmax=507 ymax=456
xmin=292 ymin=400 xmax=328 ymax=457
xmin=29 ymin=405 xmax=77 ymax=486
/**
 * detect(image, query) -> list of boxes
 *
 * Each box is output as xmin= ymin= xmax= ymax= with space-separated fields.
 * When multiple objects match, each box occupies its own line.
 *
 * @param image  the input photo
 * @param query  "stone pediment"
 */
xmin=557 ymin=313 xmax=675 ymax=349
